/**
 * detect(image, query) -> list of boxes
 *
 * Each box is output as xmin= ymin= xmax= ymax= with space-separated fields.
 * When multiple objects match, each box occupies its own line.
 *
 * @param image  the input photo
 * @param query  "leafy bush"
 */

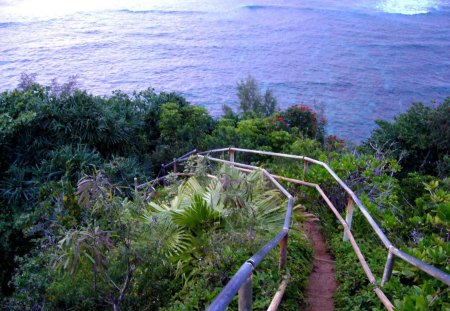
xmin=282 ymin=105 xmax=326 ymax=142
xmin=366 ymin=98 xmax=450 ymax=177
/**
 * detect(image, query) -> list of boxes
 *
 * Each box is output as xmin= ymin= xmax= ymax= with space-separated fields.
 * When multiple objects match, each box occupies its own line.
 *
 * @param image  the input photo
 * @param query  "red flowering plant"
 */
xmin=269 ymin=115 xmax=289 ymax=131
xmin=325 ymin=134 xmax=345 ymax=151
xmin=281 ymin=104 xmax=326 ymax=142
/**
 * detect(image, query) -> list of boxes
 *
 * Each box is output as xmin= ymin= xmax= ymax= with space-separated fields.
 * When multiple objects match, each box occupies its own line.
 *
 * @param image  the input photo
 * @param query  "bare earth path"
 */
xmin=303 ymin=220 xmax=337 ymax=311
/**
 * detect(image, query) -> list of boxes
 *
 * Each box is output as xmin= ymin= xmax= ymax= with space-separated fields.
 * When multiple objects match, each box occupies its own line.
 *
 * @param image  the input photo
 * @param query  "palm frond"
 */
xmin=140 ymin=206 xmax=191 ymax=257
xmin=203 ymin=178 xmax=223 ymax=211
xmin=171 ymin=194 xmax=222 ymax=232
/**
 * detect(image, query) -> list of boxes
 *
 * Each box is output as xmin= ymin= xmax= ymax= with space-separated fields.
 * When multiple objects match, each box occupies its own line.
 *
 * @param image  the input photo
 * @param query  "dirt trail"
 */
xmin=303 ymin=220 xmax=337 ymax=311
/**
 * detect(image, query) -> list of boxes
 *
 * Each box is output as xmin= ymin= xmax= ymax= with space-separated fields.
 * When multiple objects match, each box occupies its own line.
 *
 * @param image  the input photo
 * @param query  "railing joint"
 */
xmin=246 ymin=259 xmax=256 ymax=269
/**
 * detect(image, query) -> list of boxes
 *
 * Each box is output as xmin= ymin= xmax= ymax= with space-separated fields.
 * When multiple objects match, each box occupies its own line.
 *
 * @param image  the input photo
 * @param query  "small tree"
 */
xmin=50 ymin=75 xmax=80 ymax=97
xmin=53 ymin=171 xmax=139 ymax=311
xmin=17 ymin=73 xmax=37 ymax=91
xmin=236 ymin=76 xmax=278 ymax=117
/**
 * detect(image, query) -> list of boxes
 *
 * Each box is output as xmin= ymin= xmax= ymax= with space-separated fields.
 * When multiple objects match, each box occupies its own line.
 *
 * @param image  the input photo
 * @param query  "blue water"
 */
xmin=1 ymin=0 xmax=449 ymax=141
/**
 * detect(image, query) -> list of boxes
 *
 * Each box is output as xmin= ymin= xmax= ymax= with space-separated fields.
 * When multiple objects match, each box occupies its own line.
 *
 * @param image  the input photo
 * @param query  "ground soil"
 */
xmin=303 ymin=220 xmax=337 ymax=311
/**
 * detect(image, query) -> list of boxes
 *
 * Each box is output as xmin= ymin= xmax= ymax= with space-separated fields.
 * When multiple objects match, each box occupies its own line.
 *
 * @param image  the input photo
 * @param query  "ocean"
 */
xmin=1 ymin=0 xmax=449 ymax=141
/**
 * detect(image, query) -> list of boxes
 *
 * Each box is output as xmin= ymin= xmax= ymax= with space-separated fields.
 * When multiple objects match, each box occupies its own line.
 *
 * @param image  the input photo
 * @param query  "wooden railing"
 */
xmin=147 ymin=147 xmax=450 ymax=311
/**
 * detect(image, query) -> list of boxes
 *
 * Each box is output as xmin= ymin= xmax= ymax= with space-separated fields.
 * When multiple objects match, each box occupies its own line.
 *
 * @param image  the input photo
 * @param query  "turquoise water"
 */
xmin=1 ymin=0 xmax=449 ymax=141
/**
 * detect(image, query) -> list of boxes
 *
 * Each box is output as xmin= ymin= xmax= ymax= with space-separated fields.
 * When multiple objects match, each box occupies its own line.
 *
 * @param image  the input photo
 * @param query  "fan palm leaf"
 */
xmin=143 ymin=164 xmax=286 ymax=261
xmin=140 ymin=210 xmax=191 ymax=257
xmin=250 ymin=189 xmax=285 ymax=227
xmin=171 ymin=194 xmax=222 ymax=233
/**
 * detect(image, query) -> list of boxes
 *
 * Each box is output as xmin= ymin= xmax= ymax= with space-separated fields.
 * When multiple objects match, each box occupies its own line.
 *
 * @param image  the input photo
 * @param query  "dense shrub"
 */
xmin=0 ymin=85 xmax=211 ymax=296
xmin=366 ymin=98 xmax=450 ymax=177
xmin=282 ymin=104 xmax=326 ymax=143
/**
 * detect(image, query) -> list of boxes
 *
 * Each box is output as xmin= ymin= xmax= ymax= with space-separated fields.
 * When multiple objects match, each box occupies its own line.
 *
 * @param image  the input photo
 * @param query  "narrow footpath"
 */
xmin=303 ymin=220 xmax=337 ymax=311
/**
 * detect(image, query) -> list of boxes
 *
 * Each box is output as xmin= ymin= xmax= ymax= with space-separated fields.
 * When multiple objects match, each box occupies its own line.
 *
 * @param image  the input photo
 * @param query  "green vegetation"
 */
xmin=0 ymin=75 xmax=448 ymax=310
xmin=235 ymin=75 xmax=278 ymax=118
xmin=366 ymin=101 xmax=449 ymax=177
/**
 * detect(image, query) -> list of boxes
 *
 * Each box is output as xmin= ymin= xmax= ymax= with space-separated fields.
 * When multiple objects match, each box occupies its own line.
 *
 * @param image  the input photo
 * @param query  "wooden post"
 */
xmin=267 ymin=274 xmax=290 ymax=311
xmin=279 ymin=234 xmax=288 ymax=270
xmin=161 ymin=164 xmax=166 ymax=186
xmin=238 ymin=274 xmax=252 ymax=311
xmin=134 ymin=177 xmax=138 ymax=193
xmin=229 ymin=147 xmax=235 ymax=164
xmin=173 ymin=158 xmax=177 ymax=173
xmin=302 ymin=160 xmax=309 ymax=200
xmin=303 ymin=160 xmax=309 ymax=176
xmin=343 ymin=197 xmax=355 ymax=242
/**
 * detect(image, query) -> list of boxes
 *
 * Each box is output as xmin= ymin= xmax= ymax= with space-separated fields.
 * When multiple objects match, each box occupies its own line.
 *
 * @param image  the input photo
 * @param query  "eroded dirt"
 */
xmin=303 ymin=220 xmax=337 ymax=311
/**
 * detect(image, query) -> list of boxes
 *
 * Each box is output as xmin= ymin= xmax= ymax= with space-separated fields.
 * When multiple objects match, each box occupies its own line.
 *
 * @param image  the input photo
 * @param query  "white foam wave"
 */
xmin=378 ymin=0 xmax=441 ymax=15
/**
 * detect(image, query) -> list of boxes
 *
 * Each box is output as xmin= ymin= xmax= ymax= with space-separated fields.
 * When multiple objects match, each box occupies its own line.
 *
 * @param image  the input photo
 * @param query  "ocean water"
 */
xmin=0 ymin=0 xmax=449 ymax=141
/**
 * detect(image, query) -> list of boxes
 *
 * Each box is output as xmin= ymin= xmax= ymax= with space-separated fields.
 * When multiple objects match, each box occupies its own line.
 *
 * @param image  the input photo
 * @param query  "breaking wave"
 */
xmin=377 ymin=0 xmax=441 ymax=15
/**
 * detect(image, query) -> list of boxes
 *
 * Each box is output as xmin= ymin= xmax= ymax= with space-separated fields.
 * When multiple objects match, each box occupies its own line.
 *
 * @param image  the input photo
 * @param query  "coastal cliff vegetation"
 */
xmin=0 ymin=75 xmax=448 ymax=310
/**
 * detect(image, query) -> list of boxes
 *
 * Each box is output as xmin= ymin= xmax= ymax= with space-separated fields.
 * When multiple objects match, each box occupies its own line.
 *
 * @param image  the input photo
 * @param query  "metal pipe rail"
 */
xmin=199 ymin=155 xmax=393 ymax=311
xmin=162 ymin=153 xmax=296 ymax=310
xmin=227 ymin=147 xmax=392 ymax=248
xmin=160 ymin=147 xmax=450 ymax=311
xmin=207 ymin=147 xmax=450 ymax=287
xmin=161 ymin=149 xmax=198 ymax=175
